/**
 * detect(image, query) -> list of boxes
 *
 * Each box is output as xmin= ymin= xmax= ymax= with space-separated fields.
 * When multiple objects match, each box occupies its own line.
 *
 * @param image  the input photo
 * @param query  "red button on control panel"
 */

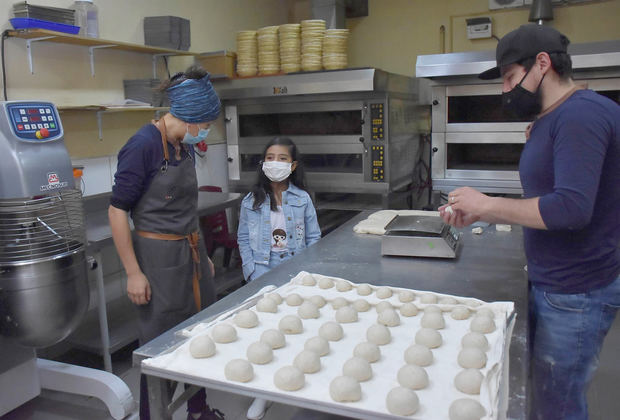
xmin=17 ymin=124 xmax=24 ymax=131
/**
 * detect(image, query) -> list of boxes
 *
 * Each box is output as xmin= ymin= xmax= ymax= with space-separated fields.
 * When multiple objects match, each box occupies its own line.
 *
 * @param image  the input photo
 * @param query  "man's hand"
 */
xmin=127 ymin=271 xmax=151 ymax=305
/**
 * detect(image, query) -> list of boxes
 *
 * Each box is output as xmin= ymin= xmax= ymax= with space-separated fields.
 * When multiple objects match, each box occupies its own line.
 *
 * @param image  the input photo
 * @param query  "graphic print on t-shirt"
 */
xmin=271 ymin=206 xmax=287 ymax=252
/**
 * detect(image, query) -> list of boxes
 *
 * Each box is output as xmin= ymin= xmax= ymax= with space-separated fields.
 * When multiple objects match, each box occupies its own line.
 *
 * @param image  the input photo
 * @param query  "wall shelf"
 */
xmin=8 ymin=29 xmax=199 ymax=77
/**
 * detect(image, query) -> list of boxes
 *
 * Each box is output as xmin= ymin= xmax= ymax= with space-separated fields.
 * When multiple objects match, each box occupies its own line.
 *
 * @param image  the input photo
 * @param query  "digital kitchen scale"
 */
xmin=381 ymin=215 xmax=460 ymax=258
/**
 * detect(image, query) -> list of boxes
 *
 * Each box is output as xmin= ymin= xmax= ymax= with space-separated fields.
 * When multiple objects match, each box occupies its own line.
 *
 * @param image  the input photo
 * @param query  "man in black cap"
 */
xmin=439 ymin=24 xmax=620 ymax=420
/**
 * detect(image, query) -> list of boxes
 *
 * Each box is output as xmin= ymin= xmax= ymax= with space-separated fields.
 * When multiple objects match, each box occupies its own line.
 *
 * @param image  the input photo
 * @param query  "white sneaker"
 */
xmin=246 ymin=398 xmax=272 ymax=420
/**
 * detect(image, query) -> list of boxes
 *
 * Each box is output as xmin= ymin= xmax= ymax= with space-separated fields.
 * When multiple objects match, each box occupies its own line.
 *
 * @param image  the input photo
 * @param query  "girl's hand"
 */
xmin=127 ymin=271 xmax=151 ymax=305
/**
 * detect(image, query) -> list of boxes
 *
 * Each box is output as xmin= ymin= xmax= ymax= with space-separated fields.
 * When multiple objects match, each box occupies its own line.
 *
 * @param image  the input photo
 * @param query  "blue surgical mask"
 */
xmin=182 ymin=125 xmax=210 ymax=145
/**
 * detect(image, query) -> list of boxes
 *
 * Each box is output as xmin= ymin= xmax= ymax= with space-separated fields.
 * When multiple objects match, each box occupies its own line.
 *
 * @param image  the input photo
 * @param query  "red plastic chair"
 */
xmin=199 ymin=186 xmax=239 ymax=267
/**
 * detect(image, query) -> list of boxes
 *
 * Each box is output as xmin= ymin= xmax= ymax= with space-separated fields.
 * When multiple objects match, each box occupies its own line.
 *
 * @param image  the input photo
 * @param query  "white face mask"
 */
xmin=262 ymin=161 xmax=292 ymax=182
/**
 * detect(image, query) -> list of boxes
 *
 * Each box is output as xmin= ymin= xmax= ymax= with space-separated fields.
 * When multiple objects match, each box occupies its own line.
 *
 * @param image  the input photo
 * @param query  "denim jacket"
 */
xmin=237 ymin=183 xmax=321 ymax=280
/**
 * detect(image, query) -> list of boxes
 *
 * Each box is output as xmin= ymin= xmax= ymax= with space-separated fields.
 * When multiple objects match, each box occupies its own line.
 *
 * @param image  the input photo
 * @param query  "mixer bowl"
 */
xmin=0 ymin=249 xmax=89 ymax=347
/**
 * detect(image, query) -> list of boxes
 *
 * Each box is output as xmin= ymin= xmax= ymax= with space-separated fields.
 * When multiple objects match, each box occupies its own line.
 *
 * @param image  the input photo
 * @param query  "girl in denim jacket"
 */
xmin=237 ymin=137 xmax=321 ymax=283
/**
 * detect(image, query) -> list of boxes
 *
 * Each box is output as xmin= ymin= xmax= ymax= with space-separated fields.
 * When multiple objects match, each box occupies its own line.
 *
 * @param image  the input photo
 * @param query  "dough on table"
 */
xmin=319 ymin=321 xmax=344 ymax=341
xmin=256 ymin=297 xmax=278 ymax=313
xmin=260 ymin=328 xmax=286 ymax=349
xmin=189 ymin=335 xmax=216 ymax=358
xmin=397 ymin=364 xmax=429 ymax=390
xmin=398 ymin=290 xmax=415 ymax=303
xmin=285 ymin=293 xmax=304 ymax=307
xmin=224 ymin=359 xmax=253 ymax=382
xmin=439 ymin=296 xmax=458 ymax=305
xmin=386 ymin=387 xmax=419 ymax=416
xmin=449 ymin=398 xmax=486 ymax=420
xmin=457 ymin=347 xmax=487 ymax=369
xmin=294 ymin=350 xmax=321 ymax=373
xmin=400 ymin=302 xmax=419 ymax=317
xmin=420 ymin=293 xmax=438 ymax=304
xmin=335 ymin=306 xmax=358 ymax=323
xmin=336 ymin=279 xmax=353 ymax=292
xmin=266 ymin=292 xmax=283 ymax=304
xmin=279 ymin=315 xmax=303 ymax=334
xmin=234 ymin=310 xmax=259 ymax=328
xmin=301 ymin=272 xmax=317 ymax=286
xmin=309 ymin=295 xmax=327 ymax=308
xmin=404 ymin=344 xmax=433 ymax=366
xmin=470 ymin=315 xmax=496 ymax=334
xmin=424 ymin=304 xmax=442 ymax=314
xmin=451 ymin=305 xmax=471 ymax=320
xmin=366 ymin=324 xmax=391 ymax=345
xmin=476 ymin=307 xmax=495 ymax=319
xmin=353 ymin=299 xmax=371 ymax=312
xmin=461 ymin=332 xmax=489 ymax=351
xmin=329 ymin=376 xmax=361 ymax=402
xmin=375 ymin=286 xmax=393 ymax=299
xmin=454 ymin=369 xmax=484 ymax=395
xmin=342 ymin=356 xmax=372 ymax=382
xmin=415 ymin=328 xmax=442 ymax=348
xmin=421 ymin=312 xmax=445 ymax=329
xmin=297 ymin=301 xmax=320 ymax=319
xmin=331 ymin=297 xmax=349 ymax=309
xmin=211 ymin=323 xmax=237 ymax=343
xmin=274 ymin=366 xmax=305 ymax=391
xmin=318 ymin=277 xmax=335 ymax=289
xmin=375 ymin=301 xmax=393 ymax=313
xmin=304 ymin=336 xmax=330 ymax=356
xmin=353 ymin=341 xmax=381 ymax=363
xmin=246 ymin=341 xmax=273 ymax=364
xmin=377 ymin=308 xmax=400 ymax=327
xmin=357 ymin=283 xmax=373 ymax=296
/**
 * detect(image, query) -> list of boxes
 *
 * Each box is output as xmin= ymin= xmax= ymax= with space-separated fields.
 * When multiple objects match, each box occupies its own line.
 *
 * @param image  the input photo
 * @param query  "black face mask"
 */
xmin=502 ymin=67 xmax=546 ymax=119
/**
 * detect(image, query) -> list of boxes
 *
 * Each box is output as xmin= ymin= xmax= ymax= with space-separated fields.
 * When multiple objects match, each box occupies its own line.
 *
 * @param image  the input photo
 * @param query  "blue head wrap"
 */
xmin=167 ymin=73 xmax=221 ymax=123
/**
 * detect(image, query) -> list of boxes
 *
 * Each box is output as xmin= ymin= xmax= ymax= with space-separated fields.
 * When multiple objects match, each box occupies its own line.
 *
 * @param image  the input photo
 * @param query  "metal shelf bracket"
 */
xmin=26 ymin=36 xmax=56 ymax=74
xmin=88 ymin=45 xmax=115 ymax=77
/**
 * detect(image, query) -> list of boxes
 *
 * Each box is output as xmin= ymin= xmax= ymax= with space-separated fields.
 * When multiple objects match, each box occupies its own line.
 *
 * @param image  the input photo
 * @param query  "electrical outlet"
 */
xmin=466 ymin=17 xmax=492 ymax=39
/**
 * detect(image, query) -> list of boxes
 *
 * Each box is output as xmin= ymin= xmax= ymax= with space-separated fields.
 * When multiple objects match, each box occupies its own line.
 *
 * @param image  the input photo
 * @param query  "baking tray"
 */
xmin=10 ymin=18 xmax=80 ymax=35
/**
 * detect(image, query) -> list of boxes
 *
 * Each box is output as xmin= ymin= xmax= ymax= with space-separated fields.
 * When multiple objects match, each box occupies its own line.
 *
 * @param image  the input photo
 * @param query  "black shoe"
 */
xmin=187 ymin=404 xmax=225 ymax=420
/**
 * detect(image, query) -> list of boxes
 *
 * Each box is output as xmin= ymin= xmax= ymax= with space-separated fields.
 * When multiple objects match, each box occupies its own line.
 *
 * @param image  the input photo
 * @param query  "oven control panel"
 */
xmin=6 ymin=102 xmax=61 ymax=142
xmin=371 ymin=145 xmax=384 ymax=181
xmin=370 ymin=103 xmax=384 ymax=140
xmin=370 ymin=103 xmax=385 ymax=182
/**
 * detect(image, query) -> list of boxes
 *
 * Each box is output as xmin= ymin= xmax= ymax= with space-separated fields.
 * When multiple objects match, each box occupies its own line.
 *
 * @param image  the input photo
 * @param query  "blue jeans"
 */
xmin=248 ymin=251 xmax=292 ymax=282
xmin=529 ymin=275 xmax=620 ymax=420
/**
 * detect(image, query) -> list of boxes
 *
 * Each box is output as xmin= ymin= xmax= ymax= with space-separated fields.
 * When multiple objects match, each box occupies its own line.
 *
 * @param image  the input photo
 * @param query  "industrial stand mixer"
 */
xmin=0 ymin=101 xmax=135 ymax=418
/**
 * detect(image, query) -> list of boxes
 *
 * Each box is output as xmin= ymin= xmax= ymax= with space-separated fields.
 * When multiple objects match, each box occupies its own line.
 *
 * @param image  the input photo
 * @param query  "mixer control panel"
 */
xmin=6 ymin=102 xmax=61 ymax=141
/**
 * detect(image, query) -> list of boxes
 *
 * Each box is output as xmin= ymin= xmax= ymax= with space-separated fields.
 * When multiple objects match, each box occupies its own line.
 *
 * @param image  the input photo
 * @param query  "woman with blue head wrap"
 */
xmin=109 ymin=65 xmax=225 ymax=420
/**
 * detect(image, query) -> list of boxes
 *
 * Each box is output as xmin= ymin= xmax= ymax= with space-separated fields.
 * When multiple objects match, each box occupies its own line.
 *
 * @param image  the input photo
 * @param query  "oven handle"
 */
xmin=359 ymin=136 xmax=368 ymax=154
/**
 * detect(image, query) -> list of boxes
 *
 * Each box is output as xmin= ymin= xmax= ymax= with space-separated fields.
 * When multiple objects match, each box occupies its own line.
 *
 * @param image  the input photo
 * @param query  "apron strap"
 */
xmin=152 ymin=119 xmax=170 ymax=164
xmin=136 ymin=230 xmax=202 ymax=311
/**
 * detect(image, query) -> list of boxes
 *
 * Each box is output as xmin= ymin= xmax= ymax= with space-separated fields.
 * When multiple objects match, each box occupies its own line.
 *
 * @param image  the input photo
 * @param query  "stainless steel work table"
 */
xmin=77 ymin=191 xmax=243 ymax=373
xmin=135 ymin=211 xmax=529 ymax=420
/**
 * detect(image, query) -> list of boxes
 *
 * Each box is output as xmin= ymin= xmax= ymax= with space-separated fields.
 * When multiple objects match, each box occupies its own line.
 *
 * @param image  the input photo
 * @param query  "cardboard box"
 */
xmin=196 ymin=50 xmax=237 ymax=79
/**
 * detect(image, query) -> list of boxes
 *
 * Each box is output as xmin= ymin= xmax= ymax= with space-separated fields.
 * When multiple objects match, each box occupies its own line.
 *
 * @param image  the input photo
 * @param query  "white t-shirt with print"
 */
xmin=270 ymin=206 xmax=288 ymax=252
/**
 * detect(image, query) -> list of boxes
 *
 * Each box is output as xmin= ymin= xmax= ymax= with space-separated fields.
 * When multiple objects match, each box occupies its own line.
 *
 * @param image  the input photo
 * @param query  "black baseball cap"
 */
xmin=478 ymin=24 xmax=570 ymax=80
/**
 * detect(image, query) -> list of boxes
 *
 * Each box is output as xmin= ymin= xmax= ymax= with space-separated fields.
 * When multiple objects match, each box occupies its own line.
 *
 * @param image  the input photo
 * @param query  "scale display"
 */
xmin=6 ymin=102 xmax=61 ymax=141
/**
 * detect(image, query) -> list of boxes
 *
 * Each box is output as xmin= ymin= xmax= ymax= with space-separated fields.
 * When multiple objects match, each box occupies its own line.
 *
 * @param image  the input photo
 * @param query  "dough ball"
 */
xmin=353 ymin=299 xmax=371 ymax=312
xmin=246 ymin=341 xmax=273 ymax=364
xmin=234 ymin=310 xmax=259 ymax=328
xmin=449 ymin=398 xmax=486 ymax=420
xmin=260 ymin=328 xmax=286 ymax=349
xmin=274 ymin=366 xmax=305 ymax=391
xmin=404 ymin=344 xmax=433 ymax=366
xmin=476 ymin=307 xmax=495 ymax=319
xmin=336 ymin=306 xmax=358 ymax=323
xmin=439 ymin=296 xmax=458 ymax=305
xmin=451 ymin=305 xmax=471 ymax=320
xmin=376 ymin=301 xmax=393 ymax=313
xmin=470 ymin=315 xmax=496 ymax=334
xmin=366 ymin=324 xmax=391 ymax=345
xmin=224 ymin=359 xmax=253 ymax=382
xmin=466 ymin=300 xmax=482 ymax=308
xmin=189 ymin=335 xmax=215 ymax=358
xmin=424 ymin=304 xmax=442 ymax=314
xmin=256 ymin=297 xmax=278 ymax=313
xmin=377 ymin=308 xmax=400 ymax=327
xmin=458 ymin=347 xmax=487 ymax=369
xmin=397 ymin=364 xmax=429 ymax=390
xmin=318 ymin=277 xmax=335 ymax=289
xmin=309 ymin=295 xmax=326 ymax=308
xmin=336 ymin=279 xmax=353 ymax=292
xmin=461 ymin=332 xmax=489 ymax=351
xmin=304 ymin=336 xmax=330 ymax=356
xmin=386 ymin=387 xmax=419 ymax=416
xmin=279 ymin=315 xmax=303 ymax=334
xmin=342 ymin=357 xmax=372 ymax=382
xmin=301 ymin=273 xmax=317 ymax=286
xmin=400 ymin=302 xmax=419 ymax=317
xmin=420 ymin=293 xmax=438 ymax=304
xmin=294 ymin=350 xmax=321 ymax=373
xmin=211 ymin=323 xmax=237 ymax=343
xmin=331 ymin=297 xmax=349 ymax=309
xmin=285 ymin=293 xmax=304 ymax=306
xmin=398 ymin=290 xmax=415 ymax=303
xmin=454 ymin=369 xmax=483 ymax=395
xmin=353 ymin=341 xmax=381 ymax=363
xmin=297 ymin=301 xmax=320 ymax=319
xmin=266 ymin=292 xmax=283 ymax=304
xmin=376 ymin=286 xmax=393 ymax=299
xmin=415 ymin=328 xmax=442 ymax=348
xmin=319 ymin=321 xmax=344 ymax=341
xmin=421 ymin=312 xmax=445 ymax=329
xmin=357 ymin=283 xmax=373 ymax=296
xmin=329 ymin=376 xmax=361 ymax=402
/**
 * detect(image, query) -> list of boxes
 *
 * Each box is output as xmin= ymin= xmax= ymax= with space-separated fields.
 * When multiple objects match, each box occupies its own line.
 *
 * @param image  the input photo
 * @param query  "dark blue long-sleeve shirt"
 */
xmin=519 ymin=89 xmax=620 ymax=293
